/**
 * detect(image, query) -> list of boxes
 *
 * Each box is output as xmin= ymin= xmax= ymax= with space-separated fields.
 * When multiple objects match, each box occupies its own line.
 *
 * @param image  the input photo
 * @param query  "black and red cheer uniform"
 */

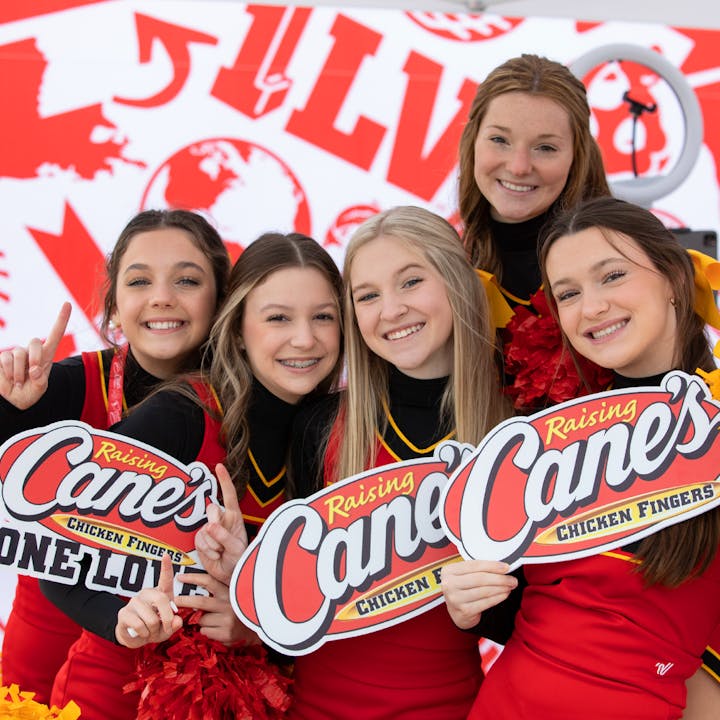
xmin=0 ymin=348 xmax=158 ymax=703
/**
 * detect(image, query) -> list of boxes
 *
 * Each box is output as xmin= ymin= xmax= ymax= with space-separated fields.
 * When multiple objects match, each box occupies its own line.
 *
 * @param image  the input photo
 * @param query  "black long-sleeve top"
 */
xmin=40 ymin=377 xmax=300 ymax=642
xmin=0 ymin=348 xmax=159 ymax=443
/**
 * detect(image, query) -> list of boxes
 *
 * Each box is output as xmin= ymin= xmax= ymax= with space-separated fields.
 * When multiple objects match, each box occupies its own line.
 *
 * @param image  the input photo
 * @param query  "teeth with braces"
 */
xmin=280 ymin=359 xmax=319 ymax=368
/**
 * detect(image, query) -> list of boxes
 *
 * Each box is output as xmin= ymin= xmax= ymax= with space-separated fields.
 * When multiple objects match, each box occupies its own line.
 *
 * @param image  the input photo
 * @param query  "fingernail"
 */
xmin=127 ymin=628 xmax=138 ymax=638
xmin=170 ymin=601 xmax=179 ymax=613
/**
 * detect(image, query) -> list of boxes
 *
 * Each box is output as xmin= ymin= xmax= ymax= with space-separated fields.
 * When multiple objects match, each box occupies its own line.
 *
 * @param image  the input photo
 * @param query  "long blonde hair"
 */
xmin=334 ymin=206 xmax=509 ymax=482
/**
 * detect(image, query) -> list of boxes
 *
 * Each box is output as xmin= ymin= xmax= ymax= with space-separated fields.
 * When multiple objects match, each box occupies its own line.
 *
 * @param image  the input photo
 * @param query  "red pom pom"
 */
xmin=128 ymin=610 xmax=291 ymax=720
xmin=503 ymin=290 xmax=613 ymax=410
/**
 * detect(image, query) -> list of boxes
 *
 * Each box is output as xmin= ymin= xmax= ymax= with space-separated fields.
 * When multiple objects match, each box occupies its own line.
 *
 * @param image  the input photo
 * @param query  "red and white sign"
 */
xmin=0 ymin=420 xmax=217 ymax=595
xmin=231 ymin=441 xmax=468 ymax=655
xmin=442 ymin=371 xmax=720 ymax=568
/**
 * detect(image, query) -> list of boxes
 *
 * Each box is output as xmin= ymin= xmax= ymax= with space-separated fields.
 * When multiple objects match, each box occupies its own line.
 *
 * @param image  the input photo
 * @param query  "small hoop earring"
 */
xmin=670 ymin=298 xmax=677 ymax=307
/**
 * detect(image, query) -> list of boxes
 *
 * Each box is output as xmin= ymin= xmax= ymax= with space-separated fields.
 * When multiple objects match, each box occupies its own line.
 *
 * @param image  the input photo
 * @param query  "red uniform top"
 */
xmin=290 ymin=405 xmax=482 ymax=720
xmin=51 ymin=382 xmax=225 ymax=720
xmin=2 ymin=350 xmax=123 ymax=702
xmin=469 ymin=548 xmax=720 ymax=720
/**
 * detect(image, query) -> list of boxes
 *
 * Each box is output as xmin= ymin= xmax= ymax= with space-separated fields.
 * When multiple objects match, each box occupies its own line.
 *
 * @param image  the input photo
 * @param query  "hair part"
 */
xmin=538 ymin=196 xmax=719 ymax=586
xmin=333 ymin=205 xmax=509 ymax=483
xmin=101 ymin=209 xmax=231 ymax=355
xmin=458 ymin=54 xmax=610 ymax=276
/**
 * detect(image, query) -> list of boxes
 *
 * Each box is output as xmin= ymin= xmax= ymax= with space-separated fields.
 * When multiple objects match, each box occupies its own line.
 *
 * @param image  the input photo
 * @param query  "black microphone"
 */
xmin=622 ymin=90 xmax=657 ymax=117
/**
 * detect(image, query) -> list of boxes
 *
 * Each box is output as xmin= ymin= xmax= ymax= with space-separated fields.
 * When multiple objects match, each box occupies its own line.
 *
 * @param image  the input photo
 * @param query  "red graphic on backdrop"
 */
xmin=212 ymin=4 xmax=311 ymax=118
xmin=0 ymin=0 xmax=106 ymax=24
xmin=287 ymin=14 xmax=475 ymax=200
xmin=28 ymin=203 xmax=106 ymax=330
xmin=141 ymin=138 xmax=310 ymax=250
xmin=677 ymin=28 xmax=720 ymax=188
xmin=404 ymin=12 xmax=523 ymax=42
xmin=0 ymin=251 xmax=8 ymax=330
xmin=584 ymin=59 xmax=669 ymax=178
xmin=114 ymin=14 xmax=218 ymax=107
xmin=325 ymin=205 xmax=380 ymax=248
xmin=287 ymin=15 xmax=385 ymax=172
xmin=0 ymin=38 xmax=129 ymax=179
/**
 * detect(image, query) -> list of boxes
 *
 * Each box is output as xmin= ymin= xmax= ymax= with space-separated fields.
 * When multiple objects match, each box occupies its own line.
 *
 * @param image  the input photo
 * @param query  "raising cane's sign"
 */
xmin=442 ymin=371 xmax=720 ymax=568
xmin=232 ymin=371 xmax=720 ymax=653
xmin=0 ymin=420 xmax=218 ymax=596
xmin=231 ymin=442 xmax=470 ymax=655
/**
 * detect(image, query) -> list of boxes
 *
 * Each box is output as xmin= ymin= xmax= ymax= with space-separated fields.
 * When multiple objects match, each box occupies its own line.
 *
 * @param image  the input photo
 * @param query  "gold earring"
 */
xmin=670 ymin=298 xmax=676 ymax=307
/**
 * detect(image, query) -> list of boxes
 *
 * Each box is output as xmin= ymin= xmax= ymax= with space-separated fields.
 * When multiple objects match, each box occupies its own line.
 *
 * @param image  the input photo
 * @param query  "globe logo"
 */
xmin=140 ymin=138 xmax=311 ymax=254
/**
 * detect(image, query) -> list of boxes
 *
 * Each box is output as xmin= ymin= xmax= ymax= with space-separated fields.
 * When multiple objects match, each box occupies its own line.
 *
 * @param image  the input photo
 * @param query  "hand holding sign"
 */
xmin=0 ymin=302 xmax=71 ymax=409
xmin=195 ymin=463 xmax=248 ymax=584
xmin=115 ymin=553 xmax=182 ymax=648
xmin=440 ymin=559 xmax=518 ymax=630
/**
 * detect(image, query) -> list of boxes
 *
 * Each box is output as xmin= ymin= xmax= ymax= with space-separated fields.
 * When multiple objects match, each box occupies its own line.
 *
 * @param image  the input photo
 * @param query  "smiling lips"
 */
xmin=279 ymin=358 xmax=321 ymax=369
xmin=385 ymin=323 xmax=424 ymax=341
xmin=499 ymin=179 xmax=537 ymax=193
xmin=144 ymin=320 xmax=185 ymax=331
xmin=587 ymin=320 xmax=628 ymax=341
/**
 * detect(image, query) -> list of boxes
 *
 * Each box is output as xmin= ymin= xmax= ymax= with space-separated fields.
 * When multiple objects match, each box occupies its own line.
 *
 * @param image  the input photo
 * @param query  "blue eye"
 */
xmin=355 ymin=291 xmax=378 ymax=303
xmin=178 ymin=276 xmax=201 ymax=286
xmin=402 ymin=277 xmax=422 ymax=289
xmin=126 ymin=278 xmax=149 ymax=287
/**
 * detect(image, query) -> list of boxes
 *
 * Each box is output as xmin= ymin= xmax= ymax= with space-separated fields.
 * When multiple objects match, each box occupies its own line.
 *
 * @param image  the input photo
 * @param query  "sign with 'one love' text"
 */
xmin=0 ymin=420 xmax=218 ymax=596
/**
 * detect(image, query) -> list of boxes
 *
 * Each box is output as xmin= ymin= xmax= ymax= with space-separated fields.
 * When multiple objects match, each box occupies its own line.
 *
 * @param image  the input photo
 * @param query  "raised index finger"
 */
xmin=42 ymin=302 xmax=72 ymax=360
xmin=158 ymin=553 xmax=176 ymax=598
xmin=215 ymin=463 xmax=240 ymax=514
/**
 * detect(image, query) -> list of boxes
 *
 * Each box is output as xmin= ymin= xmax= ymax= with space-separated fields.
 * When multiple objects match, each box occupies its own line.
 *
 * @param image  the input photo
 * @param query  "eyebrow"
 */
xmin=351 ymin=263 xmax=423 ymax=293
xmin=484 ymin=124 xmax=565 ymax=140
xmin=550 ymin=257 xmax=627 ymax=290
xmin=123 ymin=261 xmax=207 ymax=274
xmin=258 ymin=301 xmax=337 ymax=313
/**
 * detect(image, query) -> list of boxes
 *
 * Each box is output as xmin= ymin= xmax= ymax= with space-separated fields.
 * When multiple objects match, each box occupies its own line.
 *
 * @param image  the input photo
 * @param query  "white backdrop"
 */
xmin=1 ymin=0 xmax=720 ymax=636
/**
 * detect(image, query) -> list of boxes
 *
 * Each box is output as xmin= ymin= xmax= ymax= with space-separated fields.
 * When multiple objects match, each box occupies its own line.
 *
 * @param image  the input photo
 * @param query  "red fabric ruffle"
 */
xmin=504 ymin=290 xmax=613 ymax=410
xmin=129 ymin=610 xmax=291 ymax=720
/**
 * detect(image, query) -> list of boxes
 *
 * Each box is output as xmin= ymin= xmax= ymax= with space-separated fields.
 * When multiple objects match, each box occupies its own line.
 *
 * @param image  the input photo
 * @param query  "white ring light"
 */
xmin=570 ymin=44 xmax=703 ymax=207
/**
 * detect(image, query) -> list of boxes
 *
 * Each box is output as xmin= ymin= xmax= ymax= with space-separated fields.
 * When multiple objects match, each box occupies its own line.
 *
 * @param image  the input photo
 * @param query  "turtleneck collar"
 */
xmin=490 ymin=210 xmax=553 ymax=253
xmin=249 ymin=376 xmax=300 ymax=431
xmin=388 ymin=366 xmax=449 ymax=408
xmin=612 ymin=370 xmax=671 ymax=390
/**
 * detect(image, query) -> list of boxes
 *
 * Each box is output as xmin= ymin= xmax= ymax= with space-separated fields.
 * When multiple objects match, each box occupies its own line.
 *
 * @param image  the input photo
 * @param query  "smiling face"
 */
xmin=545 ymin=226 xmax=678 ymax=377
xmin=113 ymin=227 xmax=218 ymax=379
xmin=350 ymin=234 xmax=454 ymax=379
xmin=474 ymin=92 xmax=574 ymax=224
xmin=241 ymin=266 xmax=341 ymax=404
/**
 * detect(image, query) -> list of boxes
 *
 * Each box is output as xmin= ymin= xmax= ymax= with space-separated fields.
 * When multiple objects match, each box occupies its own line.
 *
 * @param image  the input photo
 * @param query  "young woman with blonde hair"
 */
xmin=289 ymin=205 xmax=514 ymax=719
